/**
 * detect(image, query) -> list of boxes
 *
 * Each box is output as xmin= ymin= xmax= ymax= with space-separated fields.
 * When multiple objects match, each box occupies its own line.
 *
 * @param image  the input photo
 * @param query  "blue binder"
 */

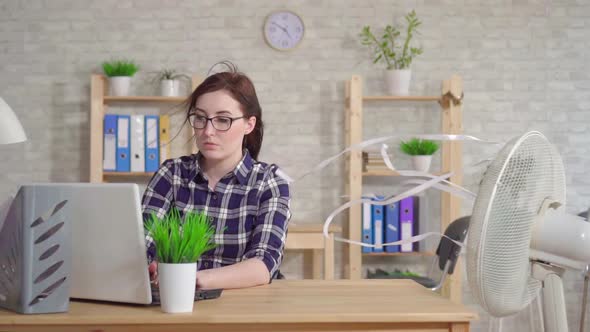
xmin=361 ymin=198 xmax=373 ymax=253
xmin=103 ymin=114 xmax=117 ymax=171
xmin=371 ymin=196 xmax=385 ymax=253
xmin=384 ymin=201 xmax=400 ymax=253
xmin=144 ymin=115 xmax=160 ymax=172
xmin=116 ymin=115 xmax=131 ymax=172
xmin=400 ymin=196 xmax=415 ymax=252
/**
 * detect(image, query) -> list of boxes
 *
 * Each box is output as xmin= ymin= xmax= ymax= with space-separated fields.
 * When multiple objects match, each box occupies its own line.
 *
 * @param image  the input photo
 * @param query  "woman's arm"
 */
xmin=196 ymin=258 xmax=269 ymax=289
xmin=198 ymin=166 xmax=291 ymax=290
xmin=241 ymin=166 xmax=291 ymax=279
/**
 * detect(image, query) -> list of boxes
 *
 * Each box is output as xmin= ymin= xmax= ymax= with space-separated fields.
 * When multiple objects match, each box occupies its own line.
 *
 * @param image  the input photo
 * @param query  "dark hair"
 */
xmin=185 ymin=61 xmax=264 ymax=160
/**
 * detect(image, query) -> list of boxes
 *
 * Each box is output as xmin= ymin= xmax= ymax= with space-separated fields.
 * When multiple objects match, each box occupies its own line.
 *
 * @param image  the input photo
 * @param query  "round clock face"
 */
xmin=263 ymin=10 xmax=304 ymax=51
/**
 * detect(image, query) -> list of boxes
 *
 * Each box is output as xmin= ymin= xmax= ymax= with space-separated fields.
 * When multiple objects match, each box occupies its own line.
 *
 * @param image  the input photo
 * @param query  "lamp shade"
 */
xmin=0 ymin=97 xmax=27 ymax=144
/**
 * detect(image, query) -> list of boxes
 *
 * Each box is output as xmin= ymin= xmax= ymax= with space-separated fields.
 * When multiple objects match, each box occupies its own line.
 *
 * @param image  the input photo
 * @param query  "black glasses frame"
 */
xmin=188 ymin=114 xmax=246 ymax=132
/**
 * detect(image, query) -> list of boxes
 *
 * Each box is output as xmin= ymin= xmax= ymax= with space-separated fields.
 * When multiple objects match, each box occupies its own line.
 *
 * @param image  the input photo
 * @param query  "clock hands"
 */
xmin=271 ymin=21 xmax=293 ymax=40
xmin=271 ymin=21 xmax=287 ymax=31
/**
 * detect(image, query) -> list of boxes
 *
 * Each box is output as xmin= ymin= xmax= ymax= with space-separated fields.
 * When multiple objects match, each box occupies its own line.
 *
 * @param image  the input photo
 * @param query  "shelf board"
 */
xmin=103 ymin=172 xmax=154 ymax=177
xmin=364 ymin=251 xmax=435 ymax=257
xmin=363 ymin=169 xmax=401 ymax=176
xmin=103 ymin=96 xmax=187 ymax=103
xmin=363 ymin=170 xmax=445 ymax=177
xmin=362 ymin=96 xmax=440 ymax=102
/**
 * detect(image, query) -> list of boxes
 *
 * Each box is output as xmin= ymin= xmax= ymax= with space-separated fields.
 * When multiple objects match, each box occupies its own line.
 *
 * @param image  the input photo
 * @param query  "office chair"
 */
xmin=367 ymin=216 xmax=470 ymax=291
xmin=428 ymin=215 xmax=470 ymax=291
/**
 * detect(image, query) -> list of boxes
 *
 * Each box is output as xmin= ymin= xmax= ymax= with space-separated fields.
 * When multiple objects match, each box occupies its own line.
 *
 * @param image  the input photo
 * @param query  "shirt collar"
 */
xmin=190 ymin=149 xmax=253 ymax=186
xmin=233 ymin=149 xmax=254 ymax=185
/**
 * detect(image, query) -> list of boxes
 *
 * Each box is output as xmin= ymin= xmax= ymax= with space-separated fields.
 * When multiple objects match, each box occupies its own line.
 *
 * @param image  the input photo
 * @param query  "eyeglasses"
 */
xmin=188 ymin=114 xmax=245 ymax=132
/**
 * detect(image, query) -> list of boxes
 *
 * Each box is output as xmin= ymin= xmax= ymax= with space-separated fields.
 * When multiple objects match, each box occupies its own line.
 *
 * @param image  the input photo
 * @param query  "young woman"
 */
xmin=142 ymin=63 xmax=291 ymax=290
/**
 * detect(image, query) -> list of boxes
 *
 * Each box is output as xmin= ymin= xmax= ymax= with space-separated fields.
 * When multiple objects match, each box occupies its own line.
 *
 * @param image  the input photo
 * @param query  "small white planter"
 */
xmin=160 ymin=79 xmax=180 ymax=97
xmin=109 ymin=76 xmax=131 ymax=96
xmin=158 ymin=263 xmax=197 ymax=313
xmin=384 ymin=69 xmax=412 ymax=96
xmin=412 ymin=155 xmax=432 ymax=172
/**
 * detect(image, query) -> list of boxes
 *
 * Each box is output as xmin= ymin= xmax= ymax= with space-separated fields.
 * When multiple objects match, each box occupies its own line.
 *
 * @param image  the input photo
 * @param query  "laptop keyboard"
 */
xmin=150 ymin=286 xmax=222 ymax=305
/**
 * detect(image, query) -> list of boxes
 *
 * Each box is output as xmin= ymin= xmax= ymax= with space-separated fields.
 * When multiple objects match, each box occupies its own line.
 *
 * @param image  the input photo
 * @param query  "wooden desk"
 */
xmin=285 ymin=223 xmax=342 ymax=280
xmin=0 ymin=280 xmax=477 ymax=332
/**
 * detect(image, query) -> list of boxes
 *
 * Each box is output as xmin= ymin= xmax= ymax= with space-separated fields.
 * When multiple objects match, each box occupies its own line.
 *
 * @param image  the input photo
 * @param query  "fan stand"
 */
xmin=581 ymin=266 xmax=589 ymax=332
xmin=532 ymin=261 xmax=569 ymax=332
xmin=487 ymin=316 xmax=504 ymax=332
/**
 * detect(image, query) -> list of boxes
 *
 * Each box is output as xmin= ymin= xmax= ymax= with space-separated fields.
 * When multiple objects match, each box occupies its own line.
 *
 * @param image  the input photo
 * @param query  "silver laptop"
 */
xmin=33 ymin=183 xmax=152 ymax=304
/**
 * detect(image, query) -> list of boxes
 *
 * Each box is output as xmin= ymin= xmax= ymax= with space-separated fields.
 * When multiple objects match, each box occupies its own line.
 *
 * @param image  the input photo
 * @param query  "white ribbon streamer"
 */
xmin=377 ymin=142 xmax=477 ymax=199
xmin=290 ymin=134 xmax=499 ymax=182
xmin=322 ymin=172 xmax=467 ymax=248
xmin=274 ymin=133 xmax=503 ymax=250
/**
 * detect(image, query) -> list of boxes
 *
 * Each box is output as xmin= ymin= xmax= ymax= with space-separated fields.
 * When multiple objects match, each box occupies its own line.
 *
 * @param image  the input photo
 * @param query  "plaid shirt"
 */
xmin=141 ymin=150 xmax=291 ymax=278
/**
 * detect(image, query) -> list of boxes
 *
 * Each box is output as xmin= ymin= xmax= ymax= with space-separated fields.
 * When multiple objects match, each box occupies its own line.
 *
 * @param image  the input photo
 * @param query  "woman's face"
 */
xmin=192 ymin=90 xmax=255 ymax=163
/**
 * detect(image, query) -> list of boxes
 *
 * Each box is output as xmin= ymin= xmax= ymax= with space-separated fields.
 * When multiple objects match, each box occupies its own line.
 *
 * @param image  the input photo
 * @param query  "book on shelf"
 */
xmin=362 ymin=151 xmax=394 ymax=172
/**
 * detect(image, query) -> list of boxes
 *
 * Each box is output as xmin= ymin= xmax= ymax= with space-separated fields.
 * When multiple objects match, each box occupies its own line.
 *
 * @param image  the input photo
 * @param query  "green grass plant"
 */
xmin=144 ymin=208 xmax=217 ymax=264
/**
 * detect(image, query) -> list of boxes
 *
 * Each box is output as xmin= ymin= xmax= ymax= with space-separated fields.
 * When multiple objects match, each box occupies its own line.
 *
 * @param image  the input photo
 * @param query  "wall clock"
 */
xmin=263 ymin=10 xmax=305 ymax=51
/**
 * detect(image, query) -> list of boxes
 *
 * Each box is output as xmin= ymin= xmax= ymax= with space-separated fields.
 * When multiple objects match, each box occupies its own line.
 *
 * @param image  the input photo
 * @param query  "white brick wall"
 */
xmin=1 ymin=1 xmax=589 ymax=330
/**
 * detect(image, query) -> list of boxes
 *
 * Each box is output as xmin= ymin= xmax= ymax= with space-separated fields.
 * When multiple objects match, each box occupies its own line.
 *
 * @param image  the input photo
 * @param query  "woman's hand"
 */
xmin=148 ymin=261 xmax=158 ymax=286
xmin=196 ymin=269 xmax=213 ymax=289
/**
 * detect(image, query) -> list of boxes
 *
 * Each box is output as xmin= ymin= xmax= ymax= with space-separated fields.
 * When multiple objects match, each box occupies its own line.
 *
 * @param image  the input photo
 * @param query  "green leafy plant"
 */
xmin=367 ymin=268 xmax=423 ymax=279
xmin=359 ymin=10 xmax=423 ymax=70
xmin=389 ymin=269 xmax=421 ymax=278
xmin=150 ymin=69 xmax=191 ymax=83
xmin=400 ymin=138 xmax=439 ymax=156
xmin=144 ymin=208 xmax=217 ymax=264
xmin=102 ymin=59 xmax=140 ymax=77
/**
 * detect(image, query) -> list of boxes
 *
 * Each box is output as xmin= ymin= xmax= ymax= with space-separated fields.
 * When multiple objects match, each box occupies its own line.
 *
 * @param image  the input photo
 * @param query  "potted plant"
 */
xmin=144 ymin=208 xmax=216 ymax=313
xmin=359 ymin=10 xmax=423 ymax=95
xmin=400 ymin=138 xmax=439 ymax=172
xmin=102 ymin=59 xmax=140 ymax=96
xmin=150 ymin=69 xmax=191 ymax=97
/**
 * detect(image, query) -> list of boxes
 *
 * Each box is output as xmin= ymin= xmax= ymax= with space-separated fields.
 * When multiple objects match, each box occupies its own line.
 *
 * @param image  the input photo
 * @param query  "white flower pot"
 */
xmin=160 ymin=79 xmax=180 ymax=97
xmin=384 ymin=69 xmax=412 ymax=96
xmin=109 ymin=76 xmax=131 ymax=96
xmin=412 ymin=155 xmax=432 ymax=172
xmin=158 ymin=263 xmax=197 ymax=313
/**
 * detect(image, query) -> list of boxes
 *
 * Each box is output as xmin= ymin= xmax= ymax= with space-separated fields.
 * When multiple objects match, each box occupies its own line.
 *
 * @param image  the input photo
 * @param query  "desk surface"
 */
xmin=0 ymin=280 xmax=477 ymax=331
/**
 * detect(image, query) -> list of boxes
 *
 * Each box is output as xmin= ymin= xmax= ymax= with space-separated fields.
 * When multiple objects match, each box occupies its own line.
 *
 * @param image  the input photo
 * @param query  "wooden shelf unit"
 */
xmin=102 ymin=172 xmax=155 ymax=177
xmin=103 ymin=96 xmax=188 ymax=103
xmin=362 ymin=95 xmax=441 ymax=102
xmin=344 ymin=75 xmax=464 ymax=304
xmin=89 ymin=74 xmax=201 ymax=183
xmin=362 ymin=170 xmax=447 ymax=177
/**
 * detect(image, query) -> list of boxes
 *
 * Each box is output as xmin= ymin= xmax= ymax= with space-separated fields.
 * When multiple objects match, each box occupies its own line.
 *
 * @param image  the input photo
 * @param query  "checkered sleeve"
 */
xmin=243 ymin=165 xmax=291 ymax=279
xmin=141 ymin=160 xmax=175 ymax=263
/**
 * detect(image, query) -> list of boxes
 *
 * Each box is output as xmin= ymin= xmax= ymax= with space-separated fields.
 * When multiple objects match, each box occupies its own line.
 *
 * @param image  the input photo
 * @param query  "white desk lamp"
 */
xmin=0 ymin=97 xmax=27 ymax=144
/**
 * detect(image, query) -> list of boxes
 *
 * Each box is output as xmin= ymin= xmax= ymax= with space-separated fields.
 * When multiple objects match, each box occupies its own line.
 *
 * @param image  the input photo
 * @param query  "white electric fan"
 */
xmin=466 ymin=131 xmax=590 ymax=332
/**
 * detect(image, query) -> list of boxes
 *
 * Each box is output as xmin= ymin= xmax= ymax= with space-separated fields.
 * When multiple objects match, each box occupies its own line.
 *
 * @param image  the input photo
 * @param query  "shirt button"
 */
xmin=212 ymin=194 xmax=218 ymax=200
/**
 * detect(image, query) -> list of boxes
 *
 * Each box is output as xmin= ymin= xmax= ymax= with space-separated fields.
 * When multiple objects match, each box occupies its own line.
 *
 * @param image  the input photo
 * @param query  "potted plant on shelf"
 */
xmin=150 ymin=69 xmax=191 ymax=97
xmin=359 ymin=10 xmax=423 ymax=96
xmin=102 ymin=59 xmax=140 ymax=96
xmin=400 ymin=138 xmax=439 ymax=172
xmin=145 ymin=208 xmax=216 ymax=313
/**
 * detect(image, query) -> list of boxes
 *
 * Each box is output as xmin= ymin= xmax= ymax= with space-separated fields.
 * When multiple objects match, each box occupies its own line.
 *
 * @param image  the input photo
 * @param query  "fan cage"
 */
xmin=466 ymin=131 xmax=565 ymax=317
